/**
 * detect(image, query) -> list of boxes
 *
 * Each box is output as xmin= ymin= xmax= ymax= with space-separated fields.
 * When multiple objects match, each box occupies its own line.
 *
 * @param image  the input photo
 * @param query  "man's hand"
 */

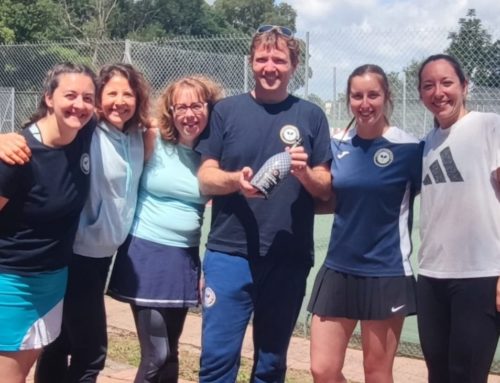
xmin=239 ymin=166 xmax=262 ymax=198
xmin=286 ymin=145 xmax=332 ymax=201
xmin=288 ymin=146 xmax=309 ymax=177
xmin=199 ymin=158 xmax=261 ymax=197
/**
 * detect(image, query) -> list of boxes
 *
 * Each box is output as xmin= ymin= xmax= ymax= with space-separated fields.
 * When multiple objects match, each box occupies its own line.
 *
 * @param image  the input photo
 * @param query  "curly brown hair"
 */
xmin=96 ymin=63 xmax=151 ymax=131
xmin=156 ymin=75 xmax=223 ymax=144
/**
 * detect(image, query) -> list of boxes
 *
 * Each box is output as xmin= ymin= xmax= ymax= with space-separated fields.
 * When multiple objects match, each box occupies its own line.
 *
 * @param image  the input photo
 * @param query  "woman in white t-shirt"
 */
xmin=417 ymin=53 xmax=500 ymax=383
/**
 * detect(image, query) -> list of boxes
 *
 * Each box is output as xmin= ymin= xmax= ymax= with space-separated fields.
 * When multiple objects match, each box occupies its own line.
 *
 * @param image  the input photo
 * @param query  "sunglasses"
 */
xmin=256 ymin=25 xmax=294 ymax=37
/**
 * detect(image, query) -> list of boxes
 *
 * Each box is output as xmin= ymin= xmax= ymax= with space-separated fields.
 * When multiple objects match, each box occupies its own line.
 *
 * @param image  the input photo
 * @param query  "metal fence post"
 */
xmin=11 ymin=87 xmax=15 ymax=132
xmin=123 ymin=39 xmax=132 ymax=64
xmin=304 ymin=31 xmax=309 ymax=99
xmin=332 ymin=66 xmax=337 ymax=125
xmin=402 ymin=71 xmax=407 ymax=130
xmin=244 ymin=54 xmax=249 ymax=93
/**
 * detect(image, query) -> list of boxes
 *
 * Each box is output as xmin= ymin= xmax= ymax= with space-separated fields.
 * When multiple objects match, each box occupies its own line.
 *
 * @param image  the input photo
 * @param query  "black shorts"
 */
xmin=307 ymin=265 xmax=416 ymax=320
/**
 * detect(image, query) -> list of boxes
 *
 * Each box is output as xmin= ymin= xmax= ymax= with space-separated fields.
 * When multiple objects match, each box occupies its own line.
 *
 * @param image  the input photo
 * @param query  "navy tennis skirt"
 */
xmin=107 ymin=235 xmax=200 ymax=308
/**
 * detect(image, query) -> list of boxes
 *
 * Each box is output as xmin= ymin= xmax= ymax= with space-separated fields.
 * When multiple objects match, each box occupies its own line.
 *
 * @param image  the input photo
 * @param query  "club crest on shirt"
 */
xmin=373 ymin=148 xmax=393 ymax=167
xmin=279 ymin=125 xmax=301 ymax=145
xmin=80 ymin=153 xmax=90 ymax=175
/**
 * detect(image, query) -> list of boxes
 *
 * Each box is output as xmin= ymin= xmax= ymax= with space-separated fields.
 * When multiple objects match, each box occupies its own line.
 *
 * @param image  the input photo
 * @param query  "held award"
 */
xmin=250 ymin=136 xmax=303 ymax=199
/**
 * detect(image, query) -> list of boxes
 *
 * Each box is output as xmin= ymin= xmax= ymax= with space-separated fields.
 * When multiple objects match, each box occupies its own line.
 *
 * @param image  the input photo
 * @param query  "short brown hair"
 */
xmin=156 ymin=75 xmax=223 ymax=144
xmin=249 ymin=29 xmax=301 ymax=68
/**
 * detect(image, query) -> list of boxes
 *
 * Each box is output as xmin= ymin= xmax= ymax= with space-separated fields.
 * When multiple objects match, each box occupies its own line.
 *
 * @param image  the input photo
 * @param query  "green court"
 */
xmin=200 ymin=197 xmax=500 ymax=368
xmin=200 ymin=197 xmax=422 ymax=347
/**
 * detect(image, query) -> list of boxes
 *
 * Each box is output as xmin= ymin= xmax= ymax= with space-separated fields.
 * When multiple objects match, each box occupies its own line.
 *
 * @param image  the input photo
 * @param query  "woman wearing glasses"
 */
xmin=107 ymin=75 xmax=223 ymax=383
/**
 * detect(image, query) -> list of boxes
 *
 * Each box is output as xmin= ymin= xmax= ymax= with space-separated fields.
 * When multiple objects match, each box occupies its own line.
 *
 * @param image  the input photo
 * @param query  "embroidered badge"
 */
xmin=373 ymin=148 xmax=393 ymax=167
xmin=80 ymin=153 xmax=90 ymax=175
xmin=203 ymin=287 xmax=216 ymax=308
xmin=279 ymin=125 xmax=301 ymax=145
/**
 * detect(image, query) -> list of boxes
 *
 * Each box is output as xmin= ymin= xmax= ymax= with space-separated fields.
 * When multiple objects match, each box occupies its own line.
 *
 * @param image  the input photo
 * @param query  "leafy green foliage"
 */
xmin=0 ymin=0 xmax=70 ymax=43
xmin=213 ymin=0 xmax=296 ymax=34
xmin=446 ymin=8 xmax=500 ymax=87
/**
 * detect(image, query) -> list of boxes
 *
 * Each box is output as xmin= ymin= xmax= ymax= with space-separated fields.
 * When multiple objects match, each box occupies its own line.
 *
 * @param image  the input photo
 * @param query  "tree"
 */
xmin=489 ymin=40 xmax=500 ymax=87
xmin=446 ymin=8 xmax=500 ymax=87
xmin=264 ymin=3 xmax=296 ymax=30
xmin=0 ymin=0 xmax=70 ymax=43
xmin=58 ymin=0 xmax=120 ymax=40
xmin=307 ymin=93 xmax=324 ymax=109
xmin=213 ymin=0 xmax=296 ymax=34
xmin=0 ymin=1 xmax=15 ymax=43
xmin=403 ymin=60 xmax=421 ymax=85
xmin=108 ymin=0 xmax=227 ymax=40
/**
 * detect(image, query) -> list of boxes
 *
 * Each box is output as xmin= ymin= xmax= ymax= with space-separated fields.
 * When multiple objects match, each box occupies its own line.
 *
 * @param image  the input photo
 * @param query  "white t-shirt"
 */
xmin=419 ymin=111 xmax=500 ymax=278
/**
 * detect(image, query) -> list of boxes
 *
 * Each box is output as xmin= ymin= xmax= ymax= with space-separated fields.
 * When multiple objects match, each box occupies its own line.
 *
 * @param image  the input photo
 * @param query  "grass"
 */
xmin=107 ymin=326 xmax=315 ymax=382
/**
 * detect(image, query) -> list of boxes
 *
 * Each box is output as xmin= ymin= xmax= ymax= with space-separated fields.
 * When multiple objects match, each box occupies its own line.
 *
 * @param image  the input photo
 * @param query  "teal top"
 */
xmin=130 ymin=136 xmax=208 ymax=247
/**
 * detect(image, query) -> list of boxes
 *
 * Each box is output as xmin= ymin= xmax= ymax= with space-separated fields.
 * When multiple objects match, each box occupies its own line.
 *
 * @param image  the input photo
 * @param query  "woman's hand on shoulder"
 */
xmin=0 ymin=133 xmax=31 ymax=165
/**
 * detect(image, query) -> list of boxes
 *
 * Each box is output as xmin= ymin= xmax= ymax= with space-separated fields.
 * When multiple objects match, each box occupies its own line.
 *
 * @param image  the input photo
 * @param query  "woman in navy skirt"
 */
xmin=108 ymin=75 xmax=223 ymax=383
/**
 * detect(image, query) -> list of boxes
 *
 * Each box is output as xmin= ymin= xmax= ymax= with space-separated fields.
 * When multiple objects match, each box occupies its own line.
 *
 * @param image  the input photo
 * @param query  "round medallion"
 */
xmin=203 ymin=287 xmax=216 ymax=308
xmin=80 ymin=153 xmax=90 ymax=175
xmin=279 ymin=125 xmax=301 ymax=145
xmin=373 ymin=148 xmax=393 ymax=167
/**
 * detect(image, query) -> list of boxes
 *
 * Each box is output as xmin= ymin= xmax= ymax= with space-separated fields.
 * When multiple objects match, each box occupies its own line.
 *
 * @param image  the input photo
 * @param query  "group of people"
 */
xmin=0 ymin=61 xmax=222 ymax=383
xmin=0 ymin=24 xmax=498 ymax=383
xmin=308 ymin=53 xmax=500 ymax=383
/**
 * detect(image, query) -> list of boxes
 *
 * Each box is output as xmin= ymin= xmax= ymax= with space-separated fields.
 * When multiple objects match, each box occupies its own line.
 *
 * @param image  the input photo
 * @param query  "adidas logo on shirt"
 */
xmin=423 ymin=147 xmax=464 ymax=185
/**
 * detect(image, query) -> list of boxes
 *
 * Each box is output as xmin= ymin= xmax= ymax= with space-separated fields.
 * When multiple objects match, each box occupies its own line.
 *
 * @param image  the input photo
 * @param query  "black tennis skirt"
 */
xmin=307 ymin=265 xmax=416 ymax=320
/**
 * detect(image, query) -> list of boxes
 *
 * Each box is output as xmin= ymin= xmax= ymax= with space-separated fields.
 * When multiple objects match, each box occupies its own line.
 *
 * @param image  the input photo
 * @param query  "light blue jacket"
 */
xmin=72 ymin=120 xmax=144 ymax=258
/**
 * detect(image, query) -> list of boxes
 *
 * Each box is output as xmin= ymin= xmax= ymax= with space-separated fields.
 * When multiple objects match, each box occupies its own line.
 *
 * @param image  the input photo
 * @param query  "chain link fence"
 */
xmin=2 ymin=28 xmax=500 ymax=370
xmin=1 ymin=28 xmax=500 ymax=136
xmin=0 ymin=87 xmax=15 ymax=133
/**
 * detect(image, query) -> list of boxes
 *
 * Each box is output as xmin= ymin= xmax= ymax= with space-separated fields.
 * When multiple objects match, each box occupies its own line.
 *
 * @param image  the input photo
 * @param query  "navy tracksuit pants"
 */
xmin=199 ymin=250 xmax=310 ymax=383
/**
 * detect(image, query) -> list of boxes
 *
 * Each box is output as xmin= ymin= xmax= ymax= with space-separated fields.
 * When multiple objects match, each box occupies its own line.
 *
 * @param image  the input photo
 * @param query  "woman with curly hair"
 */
xmin=107 ymin=75 xmax=223 ymax=383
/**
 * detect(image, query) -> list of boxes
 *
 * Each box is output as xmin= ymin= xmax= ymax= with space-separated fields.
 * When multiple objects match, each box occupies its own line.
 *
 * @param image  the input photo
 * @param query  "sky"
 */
xmin=281 ymin=0 xmax=500 ymax=99
xmin=285 ymin=0 xmax=500 ymax=35
xmin=204 ymin=0 xmax=500 ymax=99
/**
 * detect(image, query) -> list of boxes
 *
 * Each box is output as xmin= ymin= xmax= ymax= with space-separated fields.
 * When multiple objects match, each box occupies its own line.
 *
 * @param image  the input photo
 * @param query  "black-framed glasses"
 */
xmin=256 ymin=25 xmax=294 ymax=37
xmin=170 ymin=102 xmax=207 ymax=115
